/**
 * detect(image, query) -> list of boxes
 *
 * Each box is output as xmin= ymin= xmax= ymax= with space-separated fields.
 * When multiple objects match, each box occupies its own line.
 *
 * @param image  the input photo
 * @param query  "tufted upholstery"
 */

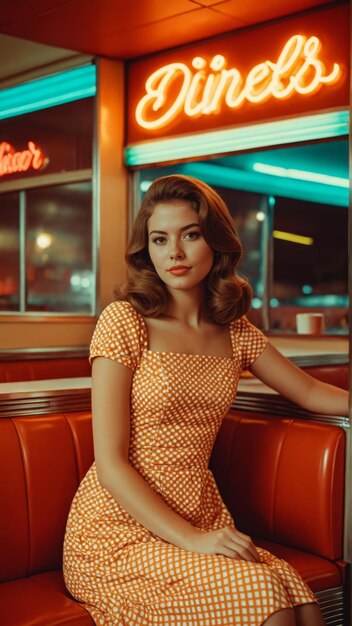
xmin=0 ymin=410 xmax=346 ymax=625
xmin=210 ymin=410 xmax=346 ymax=593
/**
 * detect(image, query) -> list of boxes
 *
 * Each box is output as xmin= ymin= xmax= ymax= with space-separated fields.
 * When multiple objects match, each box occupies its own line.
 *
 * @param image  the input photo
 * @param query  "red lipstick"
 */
xmin=167 ymin=265 xmax=191 ymax=276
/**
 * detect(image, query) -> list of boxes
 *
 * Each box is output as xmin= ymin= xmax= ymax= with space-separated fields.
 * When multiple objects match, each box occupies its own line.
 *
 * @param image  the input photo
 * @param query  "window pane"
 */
xmin=271 ymin=196 xmax=348 ymax=332
xmin=212 ymin=186 xmax=264 ymax=301
xmin=26 ymin=182 xmax=93 ymax=313
xmin=0 ymin=98 xmax=94 ymax=183
xmin=0 ymin=192 xmax=20 ymax=311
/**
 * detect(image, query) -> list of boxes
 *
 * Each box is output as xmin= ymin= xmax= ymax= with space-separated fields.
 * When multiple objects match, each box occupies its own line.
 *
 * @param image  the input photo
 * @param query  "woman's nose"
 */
xmin=169 ymin=242 xmax=184 ymax=259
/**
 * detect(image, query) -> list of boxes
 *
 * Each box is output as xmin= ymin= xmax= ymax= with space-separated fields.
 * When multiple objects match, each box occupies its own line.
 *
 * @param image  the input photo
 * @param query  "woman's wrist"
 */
xmin=180 ymin=526 xmax=204 ymax=551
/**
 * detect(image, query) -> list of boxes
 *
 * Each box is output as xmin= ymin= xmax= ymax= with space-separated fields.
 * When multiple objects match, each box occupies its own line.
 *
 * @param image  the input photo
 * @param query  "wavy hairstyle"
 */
xmin=114 ymin=174 xmax=252 ymax=324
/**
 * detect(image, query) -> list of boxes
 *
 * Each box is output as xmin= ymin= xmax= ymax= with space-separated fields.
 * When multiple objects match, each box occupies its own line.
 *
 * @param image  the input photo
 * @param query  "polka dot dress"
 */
xmin=63 ymin=301 xmax=316 ymax=626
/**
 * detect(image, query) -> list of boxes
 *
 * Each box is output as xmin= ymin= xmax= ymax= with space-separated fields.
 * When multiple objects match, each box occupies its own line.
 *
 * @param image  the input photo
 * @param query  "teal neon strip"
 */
xmin=125 ymin=111 xmax=349 ymax=166
xmin=180 ymin=162 xmax=348 ymax=207
xmin=0 ymin=65 xmax=96 ymax=120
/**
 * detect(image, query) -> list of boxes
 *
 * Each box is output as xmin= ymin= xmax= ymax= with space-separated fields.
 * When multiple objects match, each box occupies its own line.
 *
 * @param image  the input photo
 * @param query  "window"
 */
xmin=0 ymin=94 xmax=95 ymax=316
xmin=136 ymin=138 xmax=348 ymax=333
xmin=0 ymin=182 xmax=93 ymax=314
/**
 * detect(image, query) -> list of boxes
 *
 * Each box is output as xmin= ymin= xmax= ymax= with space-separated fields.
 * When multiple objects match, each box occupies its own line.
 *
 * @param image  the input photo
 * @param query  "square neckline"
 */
xmin=136 ymin=310 xmax=235 ymax=361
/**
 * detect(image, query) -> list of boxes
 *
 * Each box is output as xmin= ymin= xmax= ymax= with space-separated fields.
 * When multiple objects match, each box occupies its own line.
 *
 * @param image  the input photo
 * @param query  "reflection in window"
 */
xmin=271 ymin=195 xmax=348 ymax=331
xmin=26 ymin=183 xmax=93 ymax=313
xmin=0 ymin=193 xmax=20 ymax=311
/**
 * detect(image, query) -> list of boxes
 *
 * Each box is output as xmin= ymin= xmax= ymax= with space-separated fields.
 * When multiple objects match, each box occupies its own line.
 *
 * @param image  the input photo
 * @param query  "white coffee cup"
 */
xmin=296 ymin=313 xmax=325 ymax=335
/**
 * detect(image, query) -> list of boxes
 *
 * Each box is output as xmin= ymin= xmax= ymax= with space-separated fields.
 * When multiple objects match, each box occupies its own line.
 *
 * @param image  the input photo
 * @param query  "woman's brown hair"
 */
xmin=114 ymin=174 xmax=252 ymax=324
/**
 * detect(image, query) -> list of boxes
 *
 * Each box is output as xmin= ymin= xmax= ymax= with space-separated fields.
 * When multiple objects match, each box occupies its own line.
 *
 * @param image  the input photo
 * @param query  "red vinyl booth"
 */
xmin=0 ymin=409 xmax=347 ymax=626
xmin=0 ymin=357 xmax=90 ymax=383
xmin=0 ymin=356 xmax=348 ymax=389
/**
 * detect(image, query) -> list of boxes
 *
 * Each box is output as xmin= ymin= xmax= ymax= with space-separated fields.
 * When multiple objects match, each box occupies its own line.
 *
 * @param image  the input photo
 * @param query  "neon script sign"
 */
xmin=0 ymin=141 xmax=45 ymax=177
xmin=136 ymin=35 xmax=341 ymax=130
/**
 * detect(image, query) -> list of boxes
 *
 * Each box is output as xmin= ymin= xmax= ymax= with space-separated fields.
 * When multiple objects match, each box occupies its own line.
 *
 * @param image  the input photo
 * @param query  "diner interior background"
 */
xmin=0 ymin=0 xmax=349 ymax=334
xmin=138 ymin=138 xmax=348 ymax=333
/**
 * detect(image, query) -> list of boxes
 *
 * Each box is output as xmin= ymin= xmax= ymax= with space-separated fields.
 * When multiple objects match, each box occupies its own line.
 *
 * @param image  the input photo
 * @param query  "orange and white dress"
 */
xmin=63 ymin=300 xmax=316 ymax=626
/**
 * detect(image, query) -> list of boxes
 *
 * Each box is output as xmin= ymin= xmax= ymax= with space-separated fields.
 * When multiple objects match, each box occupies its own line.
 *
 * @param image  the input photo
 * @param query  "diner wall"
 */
xmin=0 ymin=58 xmax=127 ymax=349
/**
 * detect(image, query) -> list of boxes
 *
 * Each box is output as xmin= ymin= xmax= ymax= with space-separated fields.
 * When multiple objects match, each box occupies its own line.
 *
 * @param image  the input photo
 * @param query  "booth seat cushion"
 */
xmin=0 ymin=571 xmax=94 ymax=626
xmin=254 ymin=539 xmax=344 ymax=593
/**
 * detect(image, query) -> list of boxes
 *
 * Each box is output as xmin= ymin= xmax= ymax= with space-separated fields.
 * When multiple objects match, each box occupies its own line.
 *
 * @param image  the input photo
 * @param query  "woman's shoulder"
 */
xmin=230 ymin=314 xmax=266 ymax=337
xmin=98 ymin=299 xmax=141 ymax=328
xmin=230 ymin=315 xmax=268 ymax=369
xmin=230 ymin=315 xmax=251 ymax=333
xmin=90 ymin=300 xmax=146 ymax=368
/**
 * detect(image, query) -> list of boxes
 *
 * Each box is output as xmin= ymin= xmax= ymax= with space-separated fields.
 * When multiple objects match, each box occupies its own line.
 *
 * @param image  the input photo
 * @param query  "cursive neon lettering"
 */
xmin=135 ymin=63 xmax=191 ymax=130
xmin=0 ymin=141 xmax=45 ymax=177
xmin=135 ymin=35 xmax=342 ymax=130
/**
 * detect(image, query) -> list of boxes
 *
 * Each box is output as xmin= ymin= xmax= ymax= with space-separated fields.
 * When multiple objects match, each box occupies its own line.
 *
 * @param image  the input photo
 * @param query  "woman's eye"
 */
xmin=184 ymin=231 xmax=200 ymax=240
xmin=152 ymin=237 xmax=166 ymax=244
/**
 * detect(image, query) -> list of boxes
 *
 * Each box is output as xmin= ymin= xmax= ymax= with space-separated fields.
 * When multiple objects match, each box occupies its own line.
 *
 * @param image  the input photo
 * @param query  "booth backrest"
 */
xmin=0 ymin=358 xmax=347 ymax=388
xmin=303 ymin=364 xmax=349 ymax=390
xmin=0 ymin=410 xmax=345 ymax=583
xmin=210 ymin=410 xmax=345 ymax=560
xmin=0 ymin=358 xmax=91 ymax=383
xmin=0 ymin=413 xmax=93 ymax=582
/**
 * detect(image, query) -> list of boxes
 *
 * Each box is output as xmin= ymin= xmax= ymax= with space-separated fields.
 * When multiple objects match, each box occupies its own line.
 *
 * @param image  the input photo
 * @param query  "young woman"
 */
xmin=63 ymin=175 xmax=348 ymax=626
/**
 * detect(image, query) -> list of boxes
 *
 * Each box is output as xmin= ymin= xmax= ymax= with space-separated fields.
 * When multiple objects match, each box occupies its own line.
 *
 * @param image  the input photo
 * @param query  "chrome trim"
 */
xmin=19 ymin=190 xmax=26 ymax=313
xmin=0 ymin=390 xmax=91 ymax=417
xmin=315 ymin=586 xmax=345 ymax=626
xmin=261 ymin=195 xmax=273 ymax=332
xmin=289 ymin=354 xmax=349 ymax=367
xmin=92 ymin=59 xmax=99 ymax=317
xmin=0 ymin=169 xmax=92 ymax=194
xmin=130 ymin=169 xmax=139 ymax=231
xmin=0 ymin=380 xmax=91 ymax=417
xmin=233 ymin=393 xmax=350 ymax=428
xmin=348 ymin=88 xmax=352 ymax=625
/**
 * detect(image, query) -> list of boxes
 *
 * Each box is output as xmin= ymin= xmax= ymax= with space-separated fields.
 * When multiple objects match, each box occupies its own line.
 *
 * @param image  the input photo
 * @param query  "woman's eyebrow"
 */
xmin=149 ymin=223 xmax=200 ymax=236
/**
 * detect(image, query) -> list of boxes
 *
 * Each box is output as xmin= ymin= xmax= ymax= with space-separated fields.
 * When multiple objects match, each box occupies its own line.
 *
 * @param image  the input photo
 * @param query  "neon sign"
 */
xmin=135 ymin=35 xmax=341 ymax=130
xmin=0 ymin=141 xmax=45 ymax=177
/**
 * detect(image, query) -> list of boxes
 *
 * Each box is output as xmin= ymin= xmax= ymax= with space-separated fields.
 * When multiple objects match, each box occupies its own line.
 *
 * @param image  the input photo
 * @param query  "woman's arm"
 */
xmin=92 ymin=356 xmax=199 ymax=550
xmin=249 ymin=342 xmax=348 ymax=416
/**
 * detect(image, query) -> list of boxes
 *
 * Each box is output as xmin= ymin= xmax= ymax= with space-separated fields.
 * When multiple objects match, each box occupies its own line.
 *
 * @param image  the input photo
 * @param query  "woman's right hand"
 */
xmin=187 ymin=526 xmax=260 ymax=562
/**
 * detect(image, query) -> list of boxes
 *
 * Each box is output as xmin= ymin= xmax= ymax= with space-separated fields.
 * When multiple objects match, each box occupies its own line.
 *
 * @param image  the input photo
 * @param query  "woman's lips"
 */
xmin=167 ymin=266 xmax=191 ymax=276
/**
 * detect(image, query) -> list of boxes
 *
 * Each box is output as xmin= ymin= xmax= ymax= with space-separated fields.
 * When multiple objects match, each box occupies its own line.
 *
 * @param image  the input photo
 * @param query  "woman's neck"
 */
xmin=165 ymin=286 xmax=206 ymax=327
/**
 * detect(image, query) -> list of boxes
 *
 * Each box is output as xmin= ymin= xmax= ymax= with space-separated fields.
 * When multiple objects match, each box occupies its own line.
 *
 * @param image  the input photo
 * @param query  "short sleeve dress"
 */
xmin=63 ymin=301 xmax=316 ymax=626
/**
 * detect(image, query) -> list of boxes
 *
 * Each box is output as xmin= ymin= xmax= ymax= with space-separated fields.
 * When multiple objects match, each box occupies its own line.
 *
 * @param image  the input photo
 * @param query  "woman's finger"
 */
xmin=226 ymin=533 xmax=260 ymax=562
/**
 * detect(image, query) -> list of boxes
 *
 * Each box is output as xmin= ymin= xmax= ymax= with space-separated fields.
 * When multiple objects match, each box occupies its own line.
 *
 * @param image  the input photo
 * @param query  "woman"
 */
xmin=63 ymin=175 xmax=348 ymax=626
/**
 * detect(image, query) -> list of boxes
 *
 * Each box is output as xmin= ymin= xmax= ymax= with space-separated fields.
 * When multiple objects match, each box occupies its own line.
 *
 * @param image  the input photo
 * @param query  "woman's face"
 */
xmin=147 ymin=200 xmax=214 ymax=291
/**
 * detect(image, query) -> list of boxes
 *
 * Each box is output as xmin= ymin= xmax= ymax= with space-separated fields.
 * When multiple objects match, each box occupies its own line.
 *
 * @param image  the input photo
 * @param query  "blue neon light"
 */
xmin=0 ymin=64 xmax=96 ymax=120
xmin=125 ymin=111 xmax=349 ymax=167
xmin=179 ymin=162 xmax=348 ymax=207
